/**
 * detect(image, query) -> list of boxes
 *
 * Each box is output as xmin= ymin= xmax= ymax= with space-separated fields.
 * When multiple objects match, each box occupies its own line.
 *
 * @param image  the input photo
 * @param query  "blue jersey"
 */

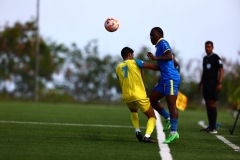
xmin=155 ymin=38 xmax=180 ymax=82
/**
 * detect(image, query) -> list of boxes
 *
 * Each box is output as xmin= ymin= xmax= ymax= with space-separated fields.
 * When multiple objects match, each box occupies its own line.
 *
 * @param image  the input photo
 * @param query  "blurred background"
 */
xmin=0 ymin=0 xmax=239 ymax=110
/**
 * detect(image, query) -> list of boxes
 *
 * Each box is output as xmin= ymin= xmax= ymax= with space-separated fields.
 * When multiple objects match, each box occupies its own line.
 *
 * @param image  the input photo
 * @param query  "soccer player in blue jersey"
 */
xmin=147 ymin=27 xmax=180 ymax=144
xmin=116 ymin=47 xmax=160 ymax=143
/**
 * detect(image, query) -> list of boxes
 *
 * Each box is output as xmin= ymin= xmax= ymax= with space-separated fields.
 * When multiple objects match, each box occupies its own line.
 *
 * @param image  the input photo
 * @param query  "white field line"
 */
xmin=198 ymin=120 xmax=208 ymax=128
xmin=1 ymin=118 xmax=174 ymax=158
xmin=155 ymin=110 xmax=173 ymax=160
xmin=0 ymin=120 xmax=144 ymax=129
xmin=198 ymin=120 xmax=240 ymax=152
xmin=216 ymin=135 xmax=240 ymax=151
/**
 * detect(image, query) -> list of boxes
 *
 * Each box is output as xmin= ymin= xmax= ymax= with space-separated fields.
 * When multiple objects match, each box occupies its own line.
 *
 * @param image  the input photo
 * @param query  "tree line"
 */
xmin=0 ymin=19 xmax=239 ymax=108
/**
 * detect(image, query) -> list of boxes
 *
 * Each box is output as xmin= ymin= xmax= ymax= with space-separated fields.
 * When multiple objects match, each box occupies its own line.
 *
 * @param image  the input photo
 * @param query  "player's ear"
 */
xmin=128 ymin=52 xmax=133 ymax=58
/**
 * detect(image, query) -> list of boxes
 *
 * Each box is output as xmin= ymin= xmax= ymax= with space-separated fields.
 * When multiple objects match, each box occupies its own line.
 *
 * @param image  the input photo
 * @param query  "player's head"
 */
xmin=150 ymin=27 xmax=164 ymax=45
xmin=205 ymin=41 xmax=214 ymax=54
xmin=121 ymin=47 xmax=134 ymax=60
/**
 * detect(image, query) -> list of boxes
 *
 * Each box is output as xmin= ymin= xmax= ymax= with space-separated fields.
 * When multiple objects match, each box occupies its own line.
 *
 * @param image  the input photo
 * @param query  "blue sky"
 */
xmin=0 ymin=0 xmax=240 ymax=65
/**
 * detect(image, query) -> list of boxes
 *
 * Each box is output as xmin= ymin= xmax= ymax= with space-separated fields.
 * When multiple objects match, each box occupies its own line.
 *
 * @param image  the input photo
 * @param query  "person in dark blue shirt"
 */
xmin=147 ymin=27 xmax=180 ymax=144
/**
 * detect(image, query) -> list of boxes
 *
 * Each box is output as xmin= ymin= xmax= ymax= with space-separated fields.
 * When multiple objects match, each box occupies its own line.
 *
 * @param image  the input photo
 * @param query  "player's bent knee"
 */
xmin=144 ymin=108 xmax=156 ymax=119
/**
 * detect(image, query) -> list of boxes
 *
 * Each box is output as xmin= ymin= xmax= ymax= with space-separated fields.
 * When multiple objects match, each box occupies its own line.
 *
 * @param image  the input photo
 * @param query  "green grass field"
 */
xmin=0 ymin=102 xmax=239 ymax=160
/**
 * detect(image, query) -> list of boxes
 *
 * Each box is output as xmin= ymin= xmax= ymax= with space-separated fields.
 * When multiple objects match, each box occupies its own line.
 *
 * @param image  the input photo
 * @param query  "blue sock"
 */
xmin=157 ymin=108 xmax=170 ymax=120
xmin=170 ymin=118 xmax=178 ymax=132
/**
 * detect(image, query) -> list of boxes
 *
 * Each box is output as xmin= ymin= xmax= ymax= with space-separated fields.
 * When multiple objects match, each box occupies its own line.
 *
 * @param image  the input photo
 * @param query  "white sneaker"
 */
xmin=208 ymin=129 xmax=218 ymax=134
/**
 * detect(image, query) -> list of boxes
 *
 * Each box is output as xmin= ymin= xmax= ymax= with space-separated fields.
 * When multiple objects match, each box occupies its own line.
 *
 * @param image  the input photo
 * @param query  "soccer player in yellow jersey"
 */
xmin=116 ymin=47 xmax=159 ymax=143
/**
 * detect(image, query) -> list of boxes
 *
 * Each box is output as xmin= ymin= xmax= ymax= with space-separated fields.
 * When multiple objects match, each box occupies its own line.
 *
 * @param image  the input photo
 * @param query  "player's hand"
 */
xmin=216 ymin=84 xmax=222 ymax=92
xmin=147 ymin=52 xmax=155 ymax=60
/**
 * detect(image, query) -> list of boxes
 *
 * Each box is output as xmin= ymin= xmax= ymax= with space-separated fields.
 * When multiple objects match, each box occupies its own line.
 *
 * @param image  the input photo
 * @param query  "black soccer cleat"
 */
xmin=136 ymin=131 xmax=143 ymax=142
xmin=200 ymin=127 xmax=210 ymax=132
xmin=142 ymin=136 xmax=157 ymax=143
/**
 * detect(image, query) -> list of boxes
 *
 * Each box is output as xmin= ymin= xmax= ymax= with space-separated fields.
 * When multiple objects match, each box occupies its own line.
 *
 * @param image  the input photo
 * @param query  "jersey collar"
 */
xmin=155 ymin=38 xmax=164 ymax=47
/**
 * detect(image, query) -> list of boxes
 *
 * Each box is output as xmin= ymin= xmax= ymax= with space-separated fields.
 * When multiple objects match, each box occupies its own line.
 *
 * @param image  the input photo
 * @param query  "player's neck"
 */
xmin=123 ymin=58 xmax=132 ymax=61
xmin=206 ymin=52 xmax=213 ymax=57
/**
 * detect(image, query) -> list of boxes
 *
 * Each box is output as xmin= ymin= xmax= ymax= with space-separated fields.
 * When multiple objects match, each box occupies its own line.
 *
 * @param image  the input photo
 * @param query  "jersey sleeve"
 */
xmin=216 ymin=55 xmax=223 ymax=68
xmin=160 ymin=40 xmax=171 ymax=54
xmin=135 ymin=59 xmax=144 ymax=69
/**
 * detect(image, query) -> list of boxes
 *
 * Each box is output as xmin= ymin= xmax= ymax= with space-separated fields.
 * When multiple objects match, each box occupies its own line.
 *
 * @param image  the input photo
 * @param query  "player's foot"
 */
xmin=163 ymin=132 xmax=179 ymax=144
xmin=163 ymin=120 xmax=171 ymax=132
xmin=136 ymin=131 xmax=143 ymax=142
xmin=142 ymin=136 xmax=157 ymax=143
xmin=200 ymin=127 xmax=210 ymax=132
xmin=207 ymin=129 xmax=218 ymax=134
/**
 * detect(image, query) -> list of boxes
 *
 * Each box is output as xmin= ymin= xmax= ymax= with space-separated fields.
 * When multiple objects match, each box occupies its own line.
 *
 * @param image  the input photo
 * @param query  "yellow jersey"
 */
xmin=116 ymin=59 xmax=148 ymax=103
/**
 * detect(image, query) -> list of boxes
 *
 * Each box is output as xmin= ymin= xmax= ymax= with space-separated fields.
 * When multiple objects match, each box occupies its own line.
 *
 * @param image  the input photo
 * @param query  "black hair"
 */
xmin=152 ymin=27 xmax=164 ymax=37
xmin=205 ymin=41 xmax=214 ymax=47
xmin=121 ymin=47 xmax=134 ymax=58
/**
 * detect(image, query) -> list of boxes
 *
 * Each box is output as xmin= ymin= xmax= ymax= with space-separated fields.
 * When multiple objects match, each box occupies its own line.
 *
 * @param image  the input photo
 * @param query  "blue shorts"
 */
xmin=153 ymin=79 xmax=179 ymax=96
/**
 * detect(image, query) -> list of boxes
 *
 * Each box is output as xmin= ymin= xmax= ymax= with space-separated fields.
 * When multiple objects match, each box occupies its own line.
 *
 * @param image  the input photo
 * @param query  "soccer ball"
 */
xmin=104 ymin=18 xmax=119 ymax=32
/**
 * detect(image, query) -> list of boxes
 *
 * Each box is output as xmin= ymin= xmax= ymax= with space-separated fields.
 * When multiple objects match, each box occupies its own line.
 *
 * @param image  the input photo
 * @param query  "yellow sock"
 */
xmin=146 ymin=117 xmax=156 ymax=136
xmin=131 ymin=112 xmax=139 ymax=129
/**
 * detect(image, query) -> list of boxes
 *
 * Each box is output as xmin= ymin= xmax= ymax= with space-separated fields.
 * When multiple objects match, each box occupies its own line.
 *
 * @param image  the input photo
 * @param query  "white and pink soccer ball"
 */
xmin=104 ymin=18 xmax=119 ymax=32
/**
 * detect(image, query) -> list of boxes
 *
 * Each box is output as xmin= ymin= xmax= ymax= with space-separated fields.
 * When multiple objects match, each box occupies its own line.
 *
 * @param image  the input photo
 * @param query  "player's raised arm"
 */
xmin=147 ymin=50 xmax=173 ymax=61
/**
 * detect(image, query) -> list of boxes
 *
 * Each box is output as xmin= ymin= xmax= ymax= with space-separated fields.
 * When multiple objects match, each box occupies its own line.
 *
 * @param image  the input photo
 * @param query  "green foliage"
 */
xmin=222 ymin=59 xmax=240 ymax=108
xmin=0 ymin=20 xmax=66 ymax=97
xmin=180 ymin=80 xmax=201 ymax=102
xmin=61 ymin=40 xmax=121 ymax=102
xmin=0 ymin=19 xmax=239 ymax=105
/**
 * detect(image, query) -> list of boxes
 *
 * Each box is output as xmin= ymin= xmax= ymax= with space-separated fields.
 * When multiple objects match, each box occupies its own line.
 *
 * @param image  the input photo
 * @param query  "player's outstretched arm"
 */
xmin=143 ymin=62 xmax=159 ymax=71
